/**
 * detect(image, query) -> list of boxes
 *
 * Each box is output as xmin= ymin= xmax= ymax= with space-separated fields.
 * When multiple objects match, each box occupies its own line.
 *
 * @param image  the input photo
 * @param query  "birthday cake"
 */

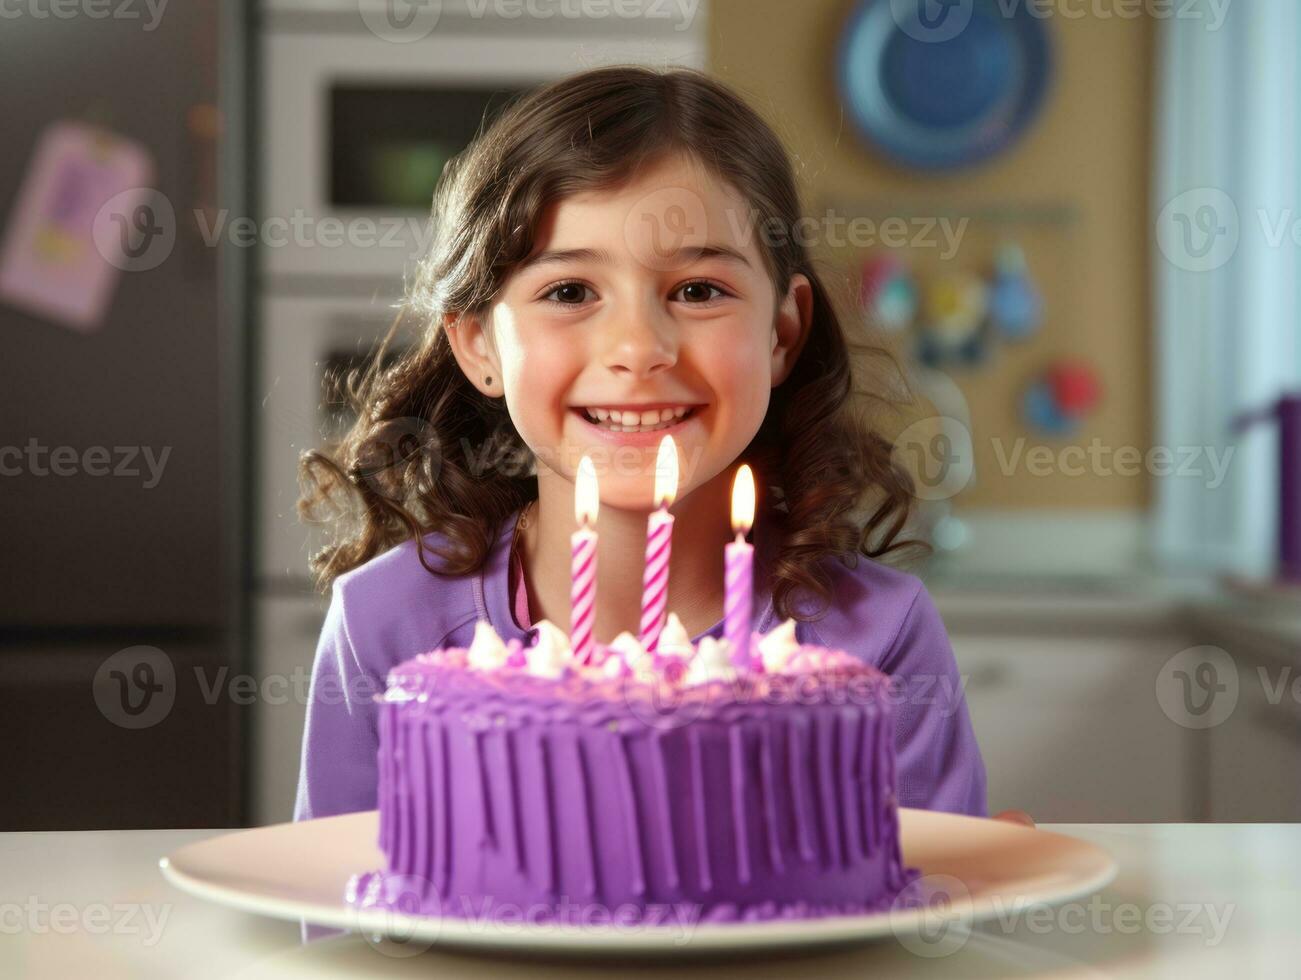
xmin=347 ymin=613 xmax=919 ymax=926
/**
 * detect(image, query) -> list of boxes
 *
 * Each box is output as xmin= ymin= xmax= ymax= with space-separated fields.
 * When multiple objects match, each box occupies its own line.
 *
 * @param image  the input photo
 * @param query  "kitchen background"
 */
xmin=2 ymin=0 xmax=1298 ymax=832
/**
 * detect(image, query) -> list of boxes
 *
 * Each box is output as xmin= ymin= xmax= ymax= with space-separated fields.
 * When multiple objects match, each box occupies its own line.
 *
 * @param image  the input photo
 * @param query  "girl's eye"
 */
xmin=674 ymin=280 xmax=730 ymax=304
xmin=542 ymin=281 xmax=591 ymax=306
xmin=539 ymin=279 xmax=731 ymax=307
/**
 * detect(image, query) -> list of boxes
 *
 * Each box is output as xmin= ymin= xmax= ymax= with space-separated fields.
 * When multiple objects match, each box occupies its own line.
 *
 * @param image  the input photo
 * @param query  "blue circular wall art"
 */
xmin=838 ymin=0 xmax=1054 ymax=170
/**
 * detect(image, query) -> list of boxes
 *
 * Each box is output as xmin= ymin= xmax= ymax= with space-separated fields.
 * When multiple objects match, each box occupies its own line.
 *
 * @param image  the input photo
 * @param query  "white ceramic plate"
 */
xmin=159 ymin=809 xmax=1116 ymax=957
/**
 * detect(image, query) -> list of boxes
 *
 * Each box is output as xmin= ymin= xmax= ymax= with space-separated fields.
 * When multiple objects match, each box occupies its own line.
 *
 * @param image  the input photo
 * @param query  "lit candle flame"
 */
xmin=576 ymin=455 xmax=599 ymax=527
xmin=732 ymin=464 xmax=755 ymax=535
xmin=653 ymin=434 xmax=679 ymax=508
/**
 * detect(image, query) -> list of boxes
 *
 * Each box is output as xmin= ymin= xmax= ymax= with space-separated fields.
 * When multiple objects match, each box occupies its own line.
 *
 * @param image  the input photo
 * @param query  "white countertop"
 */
xmin=926 ymin=567 xmax=1301 ymax=664
xmin=3 ymin=823 xmax=1298 ymax=978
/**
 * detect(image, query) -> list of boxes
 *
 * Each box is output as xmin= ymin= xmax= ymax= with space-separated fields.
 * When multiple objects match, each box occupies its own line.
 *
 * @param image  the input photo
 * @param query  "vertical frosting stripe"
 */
xmin=858 ymin=705 xmax=878 ymax=857
xmin=728 ymin=724 xmax=751 ymax=885
xmin=410 ymin=717 xmax=431 ymax=887
xmin=431 ymin=718 xmax=449 ymax=895
xmin=814 ymin=712 xmax=843 ymax=868
xmin=572 ymin=733 xmax=599 ymax=898
xmin=688 ymin=726 xmax=712 ymax=892
xmin=758 ymin=721 xmax=785 ymax=874
xmin=610 ymin=733 xmax=647 ymax=896
xmin=536 ymin=731 xmax=556 ymax=896
xmin=501 ymin=729 xmax=523 ymax=873
xmin=787 ymin=716 xmax=816 ymax=862
xmin=471 ymin=730 xmax=496 ymax=849
xmin=650 ymin=733 xmax=680 ymax=890
xmin=394 ymin=708 xmax=413 ymax=874
xmin=839 ymin=709 xmax=864 ymax=864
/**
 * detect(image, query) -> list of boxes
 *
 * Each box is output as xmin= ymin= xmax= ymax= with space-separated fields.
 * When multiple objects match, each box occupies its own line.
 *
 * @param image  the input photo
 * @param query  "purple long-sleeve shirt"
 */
xmin=293 ymin=507 xmax=987 ymax=823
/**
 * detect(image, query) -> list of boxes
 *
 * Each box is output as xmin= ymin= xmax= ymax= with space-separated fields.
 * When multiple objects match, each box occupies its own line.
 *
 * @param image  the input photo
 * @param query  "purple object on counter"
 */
xmin=293 ymin=502 xmax=988 ymax=824
xmin=1236 ymin=394 xmax=1301 ymax=581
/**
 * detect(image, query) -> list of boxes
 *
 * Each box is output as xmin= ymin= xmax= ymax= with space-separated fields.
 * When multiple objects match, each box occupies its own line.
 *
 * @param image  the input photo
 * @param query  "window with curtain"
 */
xmin=1153 ymin=0 xmax=1301 ymax=578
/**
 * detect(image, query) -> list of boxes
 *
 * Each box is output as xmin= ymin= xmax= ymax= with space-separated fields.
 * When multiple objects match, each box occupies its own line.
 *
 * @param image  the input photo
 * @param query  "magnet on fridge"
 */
xmin=0 ymin=120 xmax=156 ymax=332
xmin=1021 ymin=360 xmax=1102 ymax=435
xmin=988 ymin=242 xmax=1043 ymax=341
xmin=859 ymin=254 xmax=917 ymax=333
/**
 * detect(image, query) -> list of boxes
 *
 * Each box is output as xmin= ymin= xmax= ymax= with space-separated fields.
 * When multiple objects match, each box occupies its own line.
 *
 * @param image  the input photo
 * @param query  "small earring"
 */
xmin=484 ymin=375 xmax=493 ymax=386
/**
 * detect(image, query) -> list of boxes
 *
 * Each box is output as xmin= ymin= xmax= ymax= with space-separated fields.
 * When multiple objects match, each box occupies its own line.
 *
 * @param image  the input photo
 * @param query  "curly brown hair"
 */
xmin=298 ymin=65 xmax=925 ymax=622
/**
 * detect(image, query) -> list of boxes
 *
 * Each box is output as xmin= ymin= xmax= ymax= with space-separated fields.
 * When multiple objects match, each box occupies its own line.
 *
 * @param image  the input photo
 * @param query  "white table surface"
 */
xmin=2 ymin=823 xmax=1298 ymax=978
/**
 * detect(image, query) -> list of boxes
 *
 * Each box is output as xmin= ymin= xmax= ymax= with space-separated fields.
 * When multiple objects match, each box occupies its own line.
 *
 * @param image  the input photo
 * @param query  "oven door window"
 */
xmin=330 ymin=83 xmax=527 ymax=210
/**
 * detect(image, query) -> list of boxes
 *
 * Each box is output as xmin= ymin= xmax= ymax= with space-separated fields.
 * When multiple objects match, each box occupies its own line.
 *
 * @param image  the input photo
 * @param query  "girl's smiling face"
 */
xmin=448 ymin=153 xmax=811 ymax=511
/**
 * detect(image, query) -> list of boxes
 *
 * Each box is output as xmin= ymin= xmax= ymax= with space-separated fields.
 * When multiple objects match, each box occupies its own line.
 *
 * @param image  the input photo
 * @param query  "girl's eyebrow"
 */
xmin=519 ymin=243 xmax=752 ymax=271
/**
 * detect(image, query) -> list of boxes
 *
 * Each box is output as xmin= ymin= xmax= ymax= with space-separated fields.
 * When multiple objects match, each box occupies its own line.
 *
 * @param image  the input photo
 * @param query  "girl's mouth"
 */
xmin=569 ymin=404 xmax=704 ymax=441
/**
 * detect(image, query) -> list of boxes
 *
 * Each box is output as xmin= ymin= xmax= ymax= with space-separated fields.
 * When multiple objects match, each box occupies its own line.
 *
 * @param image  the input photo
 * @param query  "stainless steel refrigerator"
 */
xmin=0 ymin=1 xmax=249 ymax=829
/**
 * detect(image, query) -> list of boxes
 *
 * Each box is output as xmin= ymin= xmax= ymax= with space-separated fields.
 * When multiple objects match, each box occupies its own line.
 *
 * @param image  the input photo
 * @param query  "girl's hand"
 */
xmin=992 ymin=809 xmax=1036 ymax=828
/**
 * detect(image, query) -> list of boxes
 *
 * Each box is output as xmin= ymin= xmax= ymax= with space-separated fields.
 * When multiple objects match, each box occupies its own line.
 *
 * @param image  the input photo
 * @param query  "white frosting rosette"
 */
xmin=605 ymin=630 xmax=657 ymax=683
xmin=757 ymin=617 xmax=801 ymax=673
xmin=524 ymin=619 xmax=572 ymax=680
xmin=466 ymin=619 xmax=510 ymax=671
xmin=682 ymin=635 xmax=736 ymax=687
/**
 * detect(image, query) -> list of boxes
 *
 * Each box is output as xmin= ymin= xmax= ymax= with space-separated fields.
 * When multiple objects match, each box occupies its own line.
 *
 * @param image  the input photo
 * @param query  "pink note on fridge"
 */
xmin=0 ymin=120 xmax=155 ymax=332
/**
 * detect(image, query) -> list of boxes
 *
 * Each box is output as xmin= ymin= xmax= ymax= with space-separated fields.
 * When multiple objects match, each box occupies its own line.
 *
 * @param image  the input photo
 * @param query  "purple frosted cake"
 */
xmin=348 ymin=613 xmax=918 ymax=926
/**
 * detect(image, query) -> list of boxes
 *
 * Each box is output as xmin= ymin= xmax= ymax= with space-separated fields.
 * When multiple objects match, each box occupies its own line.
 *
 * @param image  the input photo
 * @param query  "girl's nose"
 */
xmin=598 ymin=304 xmax=677 ymax=378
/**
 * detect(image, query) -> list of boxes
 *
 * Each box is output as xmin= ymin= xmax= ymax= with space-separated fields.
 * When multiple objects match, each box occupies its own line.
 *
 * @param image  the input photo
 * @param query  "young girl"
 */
xmin=294 ymin=65 xmax=989 ymax=826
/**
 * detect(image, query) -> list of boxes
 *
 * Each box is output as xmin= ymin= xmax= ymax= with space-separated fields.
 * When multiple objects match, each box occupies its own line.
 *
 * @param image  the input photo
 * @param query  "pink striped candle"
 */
xmin=639 ymin=435 xmax=679 ymax=654
xmin=571 ymin=456 xmax=599 ymax=665
xmin=726 ymin=464 xmax=756 ymax=669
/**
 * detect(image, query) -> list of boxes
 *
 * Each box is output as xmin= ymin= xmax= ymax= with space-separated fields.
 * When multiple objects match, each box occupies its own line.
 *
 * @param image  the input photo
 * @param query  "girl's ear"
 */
xmin=771 ymin=273 xmax=813 ymax=387
xmin=443 ymin=311 xmax=502 ymax=397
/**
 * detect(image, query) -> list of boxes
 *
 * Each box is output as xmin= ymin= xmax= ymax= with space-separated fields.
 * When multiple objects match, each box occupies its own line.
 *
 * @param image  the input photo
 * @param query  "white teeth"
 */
xmin=580 ymin=405 xmax=696 ymax=433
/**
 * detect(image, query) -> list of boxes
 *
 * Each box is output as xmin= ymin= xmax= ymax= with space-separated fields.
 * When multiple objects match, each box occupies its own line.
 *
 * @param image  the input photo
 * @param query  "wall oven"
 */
xmin=261 ymin=0 xmax=708 ymax=282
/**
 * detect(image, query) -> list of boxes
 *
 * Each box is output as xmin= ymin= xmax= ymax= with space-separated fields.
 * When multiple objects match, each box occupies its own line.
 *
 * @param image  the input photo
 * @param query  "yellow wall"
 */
xmin=708 ymin=1 xmax=1153 ymax=510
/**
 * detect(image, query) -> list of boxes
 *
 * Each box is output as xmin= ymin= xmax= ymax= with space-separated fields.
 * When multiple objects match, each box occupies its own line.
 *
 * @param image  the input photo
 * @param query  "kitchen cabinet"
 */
xmin=250 ymin=595 xmax=329 ymax=826
xmin=950 ymin=634 xmax=1192 ymax=822
xmin=1208 ymin=655 xmax=1301 ymax=821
